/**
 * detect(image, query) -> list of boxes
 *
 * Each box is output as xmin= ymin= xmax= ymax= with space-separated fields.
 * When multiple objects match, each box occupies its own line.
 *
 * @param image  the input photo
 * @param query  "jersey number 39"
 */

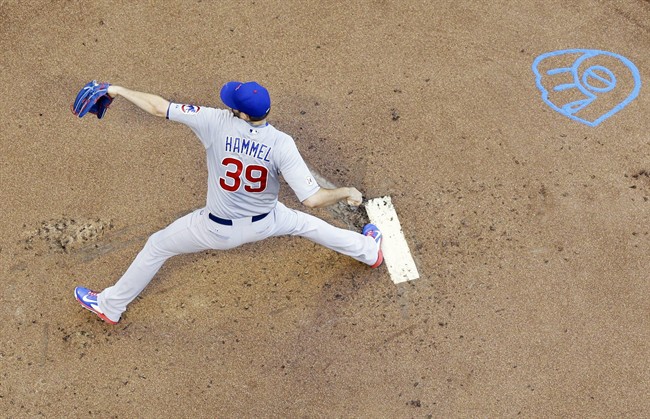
xmin=219 ymin=157 xmax=268 ymax=193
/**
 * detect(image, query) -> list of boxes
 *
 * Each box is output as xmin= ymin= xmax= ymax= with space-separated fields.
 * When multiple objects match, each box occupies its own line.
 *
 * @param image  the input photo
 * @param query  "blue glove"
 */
xmin=72 ymin=80 xmax=113 ymax=119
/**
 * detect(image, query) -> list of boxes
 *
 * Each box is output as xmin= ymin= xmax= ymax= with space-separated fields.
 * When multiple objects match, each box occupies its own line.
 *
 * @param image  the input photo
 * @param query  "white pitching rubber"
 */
xmin=365 ymin=196 xmax=420 ymax=284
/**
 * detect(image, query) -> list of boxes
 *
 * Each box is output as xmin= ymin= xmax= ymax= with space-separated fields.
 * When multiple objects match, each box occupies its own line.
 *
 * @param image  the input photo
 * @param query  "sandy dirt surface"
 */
xmin=1 ymin=1 xmax=649 ymax=417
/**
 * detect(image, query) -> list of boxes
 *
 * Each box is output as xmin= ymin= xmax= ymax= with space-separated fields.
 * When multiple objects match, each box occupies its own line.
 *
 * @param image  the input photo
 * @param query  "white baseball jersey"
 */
xmin=167 ymin=103 xmax=319 ymax=218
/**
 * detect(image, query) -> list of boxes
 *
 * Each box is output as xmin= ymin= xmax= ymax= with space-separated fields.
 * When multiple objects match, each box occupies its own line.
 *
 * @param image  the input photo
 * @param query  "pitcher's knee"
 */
xmin=143 ymin=233 xmax=170 ymax=258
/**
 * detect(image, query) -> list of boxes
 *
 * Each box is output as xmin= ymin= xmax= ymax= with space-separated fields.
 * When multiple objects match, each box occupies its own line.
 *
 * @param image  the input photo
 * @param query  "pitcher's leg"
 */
xmin=272 ymin=203 xmax=379 ymax=266
xmin=98 ymin=209 xmax=212 ymax=322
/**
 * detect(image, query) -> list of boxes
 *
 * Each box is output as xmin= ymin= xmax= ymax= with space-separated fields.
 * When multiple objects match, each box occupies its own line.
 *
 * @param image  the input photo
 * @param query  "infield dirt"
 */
xmin=1 ymin=1 xmax=648 ymax=417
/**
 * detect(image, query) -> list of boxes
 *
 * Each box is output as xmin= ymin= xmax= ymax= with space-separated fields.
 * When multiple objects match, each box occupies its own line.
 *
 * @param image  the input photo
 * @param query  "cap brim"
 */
xmin=220 ymin=81 xmax=242 ymax=110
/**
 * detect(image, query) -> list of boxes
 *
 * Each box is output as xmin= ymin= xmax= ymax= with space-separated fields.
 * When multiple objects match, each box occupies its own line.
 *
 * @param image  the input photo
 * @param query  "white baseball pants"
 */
xmin=97 ymin=202 xmax=379 ymax=322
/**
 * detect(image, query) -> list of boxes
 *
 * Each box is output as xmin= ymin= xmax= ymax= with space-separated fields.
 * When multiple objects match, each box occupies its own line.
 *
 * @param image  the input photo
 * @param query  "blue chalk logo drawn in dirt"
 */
xmin=532 ymin=49 xmax=641 ymax=127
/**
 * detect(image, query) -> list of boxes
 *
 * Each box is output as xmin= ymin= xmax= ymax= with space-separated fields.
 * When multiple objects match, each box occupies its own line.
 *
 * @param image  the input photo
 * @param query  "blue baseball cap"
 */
xmin=220 ymin=81 xmax=271 ymax=118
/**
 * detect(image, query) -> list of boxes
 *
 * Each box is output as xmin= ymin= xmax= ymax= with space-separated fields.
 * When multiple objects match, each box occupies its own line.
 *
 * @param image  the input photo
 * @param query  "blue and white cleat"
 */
xmin=362 ymin=223 xmax=383 ymax=268
xmin=74 ymin=286 xmax=118 ymax=325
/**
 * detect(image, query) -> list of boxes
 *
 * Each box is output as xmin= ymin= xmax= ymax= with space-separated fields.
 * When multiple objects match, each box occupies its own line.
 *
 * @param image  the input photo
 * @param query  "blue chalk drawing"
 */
xmin=532 ymin=49 xmax=641 ymax=127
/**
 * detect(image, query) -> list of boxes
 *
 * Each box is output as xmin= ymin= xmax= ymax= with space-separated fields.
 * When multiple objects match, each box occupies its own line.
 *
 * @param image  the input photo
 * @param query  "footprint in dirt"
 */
xmin=22 ymin=217 xmax=113 ymax=253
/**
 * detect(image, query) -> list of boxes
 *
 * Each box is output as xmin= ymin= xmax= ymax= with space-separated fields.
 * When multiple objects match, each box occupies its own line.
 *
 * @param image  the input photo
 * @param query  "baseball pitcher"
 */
xmin=72 ymin=80 xmax=383 ymax=324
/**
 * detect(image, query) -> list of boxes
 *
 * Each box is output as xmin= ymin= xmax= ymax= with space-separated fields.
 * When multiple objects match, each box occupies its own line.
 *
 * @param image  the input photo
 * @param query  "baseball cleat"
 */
xmin=362 ymin=223 xmax=384 ymax=268
xmin=74 ymin=286 xmax=118 ymax=325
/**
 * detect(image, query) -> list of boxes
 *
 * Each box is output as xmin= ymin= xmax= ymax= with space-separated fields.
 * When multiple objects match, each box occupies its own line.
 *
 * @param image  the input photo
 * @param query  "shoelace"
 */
xmin=366 ymin=230 xmax=380 ymax=239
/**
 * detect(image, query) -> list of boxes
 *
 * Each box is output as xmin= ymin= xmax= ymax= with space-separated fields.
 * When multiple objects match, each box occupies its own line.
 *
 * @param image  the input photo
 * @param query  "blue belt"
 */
xmin=208 ymin=212 xmax=269 ymax=226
